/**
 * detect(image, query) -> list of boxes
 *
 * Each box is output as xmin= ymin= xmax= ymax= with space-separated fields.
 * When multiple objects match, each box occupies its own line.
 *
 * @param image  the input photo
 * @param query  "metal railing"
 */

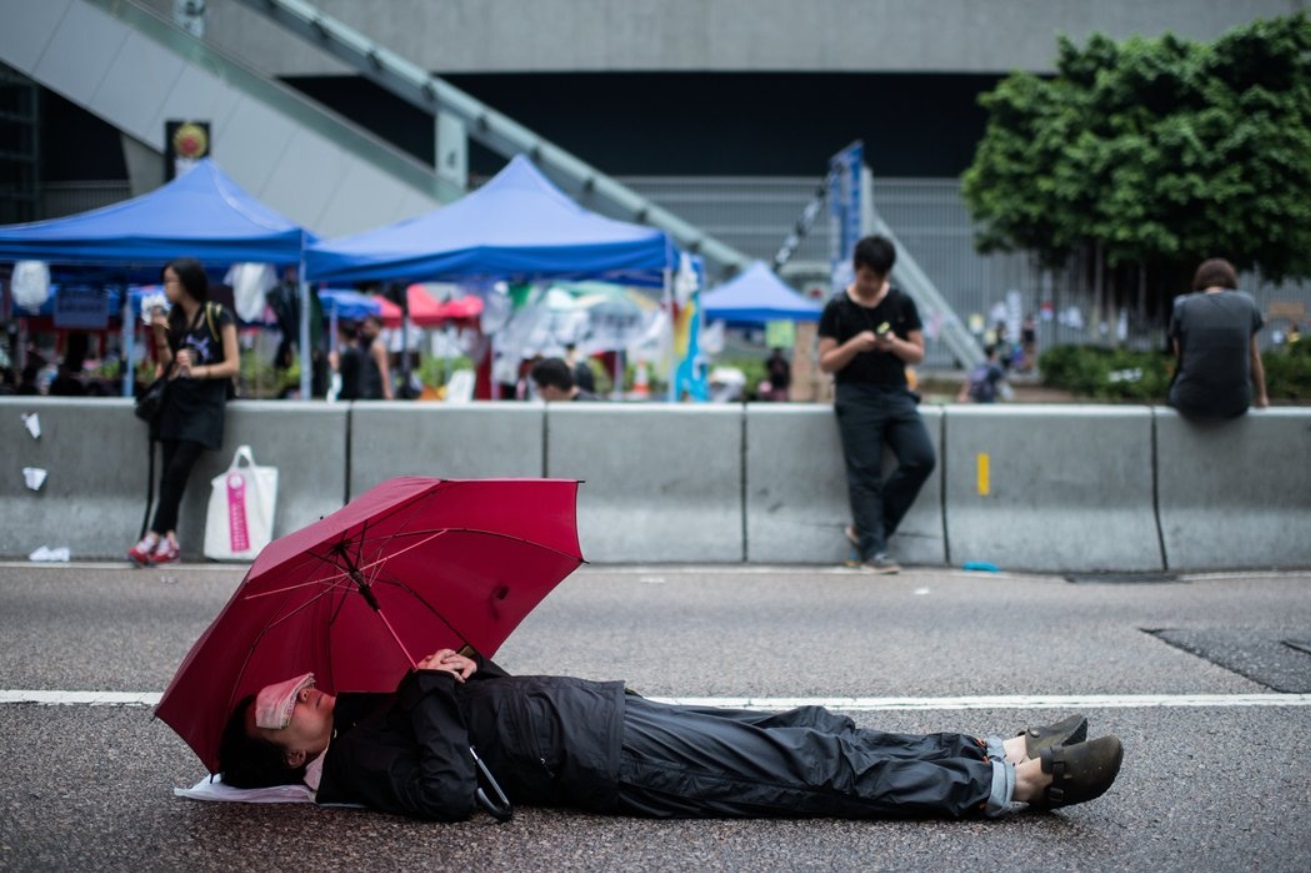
xmin=229 ymin=0 xmax=755 ymax=282
xmin=84 ymin=0 xmax=461 ymax=204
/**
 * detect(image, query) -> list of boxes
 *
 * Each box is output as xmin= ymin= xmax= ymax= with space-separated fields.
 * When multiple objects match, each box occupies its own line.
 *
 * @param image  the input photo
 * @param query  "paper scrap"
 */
xmin=22 ymin=412 xmax=40 ymax=439
xmin=28 ymin=545 xmax=70 ymax=562
xmin=22 ymin=467 xmax=47 ymax=491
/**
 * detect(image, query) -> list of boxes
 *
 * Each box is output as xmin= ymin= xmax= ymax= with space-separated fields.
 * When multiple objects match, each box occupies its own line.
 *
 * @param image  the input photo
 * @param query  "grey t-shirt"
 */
xmin=1168 ymin=290 xmax=1263 ymax=419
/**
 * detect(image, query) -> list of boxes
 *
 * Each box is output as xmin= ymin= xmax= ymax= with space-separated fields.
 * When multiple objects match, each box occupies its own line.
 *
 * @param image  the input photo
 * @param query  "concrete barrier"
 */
xmin=1155 ymin=407 xmax=1311 ymax=570
xmin=744 ymin=404 xmax=945 ymax=566
xmin=544 ymin=404 xmax=742 ymax=563
xmin=1 ymin=398 xmax=151 ymax=560
xmin=942 ymin=405 xmax=1165 ymax=573
xmin=0 ymin=398 xmax=348 ymax=561
xmin=174 ymin=401 xmax=349 ymax=559
xmin=5 ymin=397 xmax=1308 ymax=571
xmin=348 ymin=402 xmax=544 ymax=497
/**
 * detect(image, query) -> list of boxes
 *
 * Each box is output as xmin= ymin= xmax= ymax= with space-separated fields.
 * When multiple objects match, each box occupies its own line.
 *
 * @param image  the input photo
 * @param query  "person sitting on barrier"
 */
xmin=219 ymin=650 xmax=1124 ymax=822
xmin=1168 ymin=257 xmax=1269 ymax=420
xmin=530 ymin=357 xmax=601 ymax=402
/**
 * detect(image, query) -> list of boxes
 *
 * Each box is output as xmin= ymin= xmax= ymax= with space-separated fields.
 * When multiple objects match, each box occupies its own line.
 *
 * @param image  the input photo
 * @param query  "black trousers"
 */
xmin=150 ymin=439 xmax=205 ymax=535
xmin=834 ymin=383 xmax=936 ymax=559
xmin=616 ymin=697 xmax=994 ymax=819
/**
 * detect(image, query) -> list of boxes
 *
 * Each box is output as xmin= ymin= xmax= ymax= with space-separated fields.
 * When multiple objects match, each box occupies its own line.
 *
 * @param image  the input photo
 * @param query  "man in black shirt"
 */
xmin=817 ymin=235 xmax=936 ymax=574
xmin=531 ymin=356 xmax=601 ymax=401
xmin=564 ymin=343 xmax=597 ymax=394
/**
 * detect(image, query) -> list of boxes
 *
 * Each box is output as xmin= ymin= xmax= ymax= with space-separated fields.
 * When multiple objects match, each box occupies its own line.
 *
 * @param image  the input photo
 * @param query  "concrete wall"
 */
xmin=194 ymin=0 xmax=1299 ymax=76
xmin=744 ymin=404 xmax=945 ymax=566
xmin=943 ymin=406 xmax=1164 ymax=573
xmin=1155 ymin=408 xmax=1311 ymax=571
xmin=2 ymin=398 xmax=152 ymax=560
xmin=348 ymin=403 xmax=544 ymax=495
xmin=0 ymin=399 xmax=346 ymax=561
xmin=546 ymin=405 xmax=743 ymax=563
xmin=2 ymin=398 xmax=1308 ymax=571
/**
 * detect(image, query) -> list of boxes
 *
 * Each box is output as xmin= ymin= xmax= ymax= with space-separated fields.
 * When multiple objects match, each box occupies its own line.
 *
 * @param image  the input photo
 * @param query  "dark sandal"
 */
xmin=1019 ymin=714 xmax=1088 ymax=760
xmin=1035 ymin=736 xmax=1124 ymax=809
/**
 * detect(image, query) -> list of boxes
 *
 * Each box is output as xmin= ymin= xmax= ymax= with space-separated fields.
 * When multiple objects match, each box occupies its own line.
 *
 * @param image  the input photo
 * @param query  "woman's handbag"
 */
xmin=134 ymin=376 xmax=168 ymax=423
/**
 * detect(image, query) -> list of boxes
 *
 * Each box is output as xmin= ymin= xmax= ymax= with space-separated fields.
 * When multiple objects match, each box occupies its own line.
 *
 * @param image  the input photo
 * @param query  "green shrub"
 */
xmin=1262 ymin=341 xmax=1311 ymax=400
xmin=416 ymin=355 xmax=474 ymax=389
xmin=1040 ymin=341 xmax=1311 ymax=402
xmin=1038 ymin=345 xmax=1172 ymax=401
xmin=720 ymin=357 xmax=769 ymax=397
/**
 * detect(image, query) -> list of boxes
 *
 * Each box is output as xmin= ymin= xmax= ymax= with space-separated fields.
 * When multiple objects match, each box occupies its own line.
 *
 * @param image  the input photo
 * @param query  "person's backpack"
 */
xmin=203 ymin=301 xmax=239 ymax=399
xmin=967 ymin=363 xmax=999 ymax=403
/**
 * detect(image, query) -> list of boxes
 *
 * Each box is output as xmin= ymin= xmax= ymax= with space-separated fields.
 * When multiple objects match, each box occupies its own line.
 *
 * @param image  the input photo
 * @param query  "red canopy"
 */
xmin=377 ymin=285 xmax=483 ymax=328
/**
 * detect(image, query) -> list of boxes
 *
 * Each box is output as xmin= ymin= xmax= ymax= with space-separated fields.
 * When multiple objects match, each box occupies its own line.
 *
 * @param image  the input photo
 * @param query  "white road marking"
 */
xmin=2 ymin=691 xmax=1308 ymax=710
xmin=652 ymin=694 xmax=1311 ymax=710
xmin=2 ymin=691 xmax=163 ymax=706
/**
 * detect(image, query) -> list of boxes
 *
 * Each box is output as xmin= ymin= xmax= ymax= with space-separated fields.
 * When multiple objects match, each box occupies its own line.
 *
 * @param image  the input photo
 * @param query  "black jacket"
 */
xmin=315 ymin=658 xmax=626 ymax=821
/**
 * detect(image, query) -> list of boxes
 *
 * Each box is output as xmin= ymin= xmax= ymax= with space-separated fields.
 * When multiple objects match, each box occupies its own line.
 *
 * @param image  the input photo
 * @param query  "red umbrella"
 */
xmin=155 ymin=477 xmax=584 ymax=774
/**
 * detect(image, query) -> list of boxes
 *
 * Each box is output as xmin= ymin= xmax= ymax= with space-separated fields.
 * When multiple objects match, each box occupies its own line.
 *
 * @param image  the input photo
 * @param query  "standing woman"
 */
xmin=128 ymin=258 xmax=239 ymax=566
xmin=356 ymin=314 xmax=394 ymax=400
xmin=1168 ymin=258 xmax=1269 ymax=420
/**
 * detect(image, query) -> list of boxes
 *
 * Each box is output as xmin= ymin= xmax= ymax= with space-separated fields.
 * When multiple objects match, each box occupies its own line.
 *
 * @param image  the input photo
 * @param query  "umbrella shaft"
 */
xmin=374 ymin=607 xmax=418 ymax=668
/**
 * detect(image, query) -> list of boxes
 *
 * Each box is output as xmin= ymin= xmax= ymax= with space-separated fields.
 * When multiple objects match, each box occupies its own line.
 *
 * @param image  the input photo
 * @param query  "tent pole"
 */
xmin=298 ymin=260 xmax=312 ymax=399
xmin=121 ymin=283 xmax=135 ymax=398
xmin=663 ymin=267 xmax=674 ymax=403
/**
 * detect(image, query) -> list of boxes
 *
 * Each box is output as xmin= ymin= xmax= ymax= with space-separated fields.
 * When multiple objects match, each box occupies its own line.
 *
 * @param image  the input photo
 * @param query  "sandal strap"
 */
xmin=1040 ymin=745 xmax=1066 ymax=776
xmin=1039 ymin=746 xmax=1068 ymax=806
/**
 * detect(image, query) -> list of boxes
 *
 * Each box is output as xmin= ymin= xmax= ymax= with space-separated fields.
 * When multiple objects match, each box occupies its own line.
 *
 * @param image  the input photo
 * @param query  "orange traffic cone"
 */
xmin=632 ymin=360 xmax=650 ymax=399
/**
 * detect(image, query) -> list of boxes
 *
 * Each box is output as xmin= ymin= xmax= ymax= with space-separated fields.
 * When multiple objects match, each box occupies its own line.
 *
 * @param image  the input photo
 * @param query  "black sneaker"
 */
xmin=864 ymin=553 xmax=900 ymax=574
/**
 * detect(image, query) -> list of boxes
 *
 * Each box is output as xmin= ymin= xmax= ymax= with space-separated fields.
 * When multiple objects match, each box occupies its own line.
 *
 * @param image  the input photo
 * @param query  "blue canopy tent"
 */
xmin=0 ymin=159 xmax=311 ymax=267
xmin=701 ymin=261 xmax=824 ymax=326
xmin=304 ymin=155 xmax=675 ymax=288
xmin=0 ymin=159 xmax=317 ymax=396
xmin=305 ymin=154 xmax=679 ymax=399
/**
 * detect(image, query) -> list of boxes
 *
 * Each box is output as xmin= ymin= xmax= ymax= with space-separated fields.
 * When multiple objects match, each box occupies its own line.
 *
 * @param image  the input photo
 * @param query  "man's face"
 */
xmin=852 ymin=265 xmax=886 ymax=298
xmin=536 ymin=382 xmax=569 ymax=401
xmin=252 ymin=679 xmax=336 ymax=762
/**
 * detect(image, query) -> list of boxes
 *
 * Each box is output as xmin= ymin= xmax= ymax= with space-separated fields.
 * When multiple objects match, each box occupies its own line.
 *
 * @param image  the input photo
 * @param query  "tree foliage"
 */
xmin=962 ymin=14 xmax=1311 ymax=309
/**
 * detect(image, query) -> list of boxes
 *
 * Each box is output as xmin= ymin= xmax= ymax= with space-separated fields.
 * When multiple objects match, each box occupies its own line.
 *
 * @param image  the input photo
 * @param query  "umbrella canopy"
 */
xmin=317 ymin=288 xmax=383 ymax=321
xmin=701 ymin=261 xmax=824 ymax=326
xmin=304 ymin=155 xmax=675 ymax=288
xmin=0 ymin=158 xmax=313 ymax=269
xmin=376 ymin=284 xmax=485 ymax=328
xmin=155 ymin=477 xmax=584 ymax=774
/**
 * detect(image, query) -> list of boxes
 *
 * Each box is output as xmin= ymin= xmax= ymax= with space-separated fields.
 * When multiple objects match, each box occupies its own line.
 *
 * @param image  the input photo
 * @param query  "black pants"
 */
xmin=616 ymin=697 xmax=993 ymax=819
xmin=834 ymin=383 xmax=936 ymax=559
xmin=150 ymin=439 xmax=205 ymax=535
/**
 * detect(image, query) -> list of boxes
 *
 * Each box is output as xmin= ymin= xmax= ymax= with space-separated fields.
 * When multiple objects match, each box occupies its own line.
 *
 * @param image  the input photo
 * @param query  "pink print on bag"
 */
xmin=227 ymin=473 xmax=250 ymax=553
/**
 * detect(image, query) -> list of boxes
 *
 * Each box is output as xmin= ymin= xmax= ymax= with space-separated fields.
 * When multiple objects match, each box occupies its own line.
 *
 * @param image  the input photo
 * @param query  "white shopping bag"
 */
xmin=204 ymin=445 xmax=278 ymax=562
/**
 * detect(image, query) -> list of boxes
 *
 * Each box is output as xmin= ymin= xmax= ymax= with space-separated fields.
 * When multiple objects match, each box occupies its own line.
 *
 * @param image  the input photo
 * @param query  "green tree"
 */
xmin=962 ymin=15 xmax=1311 ymax=321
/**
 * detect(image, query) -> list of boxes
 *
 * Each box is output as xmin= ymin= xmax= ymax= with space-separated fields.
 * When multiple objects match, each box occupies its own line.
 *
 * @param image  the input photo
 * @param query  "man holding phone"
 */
xmin=817 ymin=235 xmax=935 ymax=574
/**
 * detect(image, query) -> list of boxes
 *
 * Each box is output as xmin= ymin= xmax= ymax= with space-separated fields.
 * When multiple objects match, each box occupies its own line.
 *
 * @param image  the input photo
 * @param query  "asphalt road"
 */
xmin=2 ymin=561 xmax=1309 ymax=873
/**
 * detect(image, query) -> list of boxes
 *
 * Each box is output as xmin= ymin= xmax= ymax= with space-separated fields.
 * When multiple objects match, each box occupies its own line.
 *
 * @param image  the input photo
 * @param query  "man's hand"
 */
xmin=416 ymin=648 xmax=477 ymax=682
xmin=849 ymin=330 xmax=879 ymax=353
xmin=872 ymin=331 xmax=898 ymax=353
